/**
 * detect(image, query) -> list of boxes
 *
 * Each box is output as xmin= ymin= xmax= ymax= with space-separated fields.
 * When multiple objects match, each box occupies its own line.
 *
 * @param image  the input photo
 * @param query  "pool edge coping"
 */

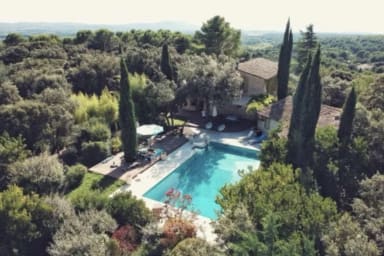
xmin=110 ymin=129 xmax=260 ymax=243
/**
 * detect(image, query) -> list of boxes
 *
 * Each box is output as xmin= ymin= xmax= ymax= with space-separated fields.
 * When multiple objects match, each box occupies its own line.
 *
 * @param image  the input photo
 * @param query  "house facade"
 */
xmin=237 ymin=58 xmax=278 ymax=97
xmin=180 ymin=57 xmax=279 ymax=120
xmin=220 ymin=58 xmax=278 ymax=120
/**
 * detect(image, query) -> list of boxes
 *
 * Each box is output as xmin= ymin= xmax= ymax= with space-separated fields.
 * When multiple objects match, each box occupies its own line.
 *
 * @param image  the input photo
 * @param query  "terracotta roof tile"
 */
xmin=258 ymin=96 xmax=342 ymax=136
xmin=237 ymin=58 xmax=278 ymax=80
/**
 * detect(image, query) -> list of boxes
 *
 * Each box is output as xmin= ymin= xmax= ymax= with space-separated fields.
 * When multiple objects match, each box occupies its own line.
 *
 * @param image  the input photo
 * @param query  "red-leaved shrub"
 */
xmin=161 ymin=217 xmax=196 ymax=248
xmin=111 ymin=224 xmax=139 ymax=252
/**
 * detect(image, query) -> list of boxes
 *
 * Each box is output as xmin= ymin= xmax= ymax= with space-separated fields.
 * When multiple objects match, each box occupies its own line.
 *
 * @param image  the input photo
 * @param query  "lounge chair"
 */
xmin=217 ymin=124 xmax=226 ymax=132
xmin=205 ymin=122 xmax=213 ymax=129
xmin=243 ymin=130 xmax=255 ymax=140
xmin=225 ymin=115 xmax=239 ymax=122
xmin=248 ymin=132 xmax=267 ymax=145
xmin=126 ymin=161 xmax=140 ymax=170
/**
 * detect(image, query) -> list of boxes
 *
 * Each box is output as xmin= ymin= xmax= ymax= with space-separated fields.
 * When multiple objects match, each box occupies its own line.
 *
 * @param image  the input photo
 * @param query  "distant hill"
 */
xmin=0 ymin=21 xmax=200 ymax=38
xmin=0 ymin=22 xmax=376 ymax=42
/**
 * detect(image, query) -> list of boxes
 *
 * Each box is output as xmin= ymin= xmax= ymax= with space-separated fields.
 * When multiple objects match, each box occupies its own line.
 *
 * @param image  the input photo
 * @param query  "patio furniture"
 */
xmin=137 ymin=124 xmax=164 ymax=137
xmin=192 ymin=133 xmax=209 ymax=149
xmin=242 ymin=129 xmax=255 ymax=141
xmin=205 ymin=122 xmax=213 ymax=129
xmin=138 ymin=148 xmax=164 ymax=162
xmin=126 ymin=161 xmax=140 ymax=170
xmin=225 ymin=115 xmax=239 ymax=122
xmin=217 ymin=124 xmax=226 ymax=132
xmin=248 ymin=132 xmax=267 ymax=144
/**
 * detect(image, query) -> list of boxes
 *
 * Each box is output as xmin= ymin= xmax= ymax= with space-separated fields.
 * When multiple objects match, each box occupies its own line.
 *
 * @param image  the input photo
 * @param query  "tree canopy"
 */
xmin=277 ymin=19 xmax=293 ymax=100
xmin=119 ymin=58 xmax=137 ymax=163
xmin=194 ymin=16 xmax=241 ymax=57
xmin=216 ymin=163 xmax=337 ymax=255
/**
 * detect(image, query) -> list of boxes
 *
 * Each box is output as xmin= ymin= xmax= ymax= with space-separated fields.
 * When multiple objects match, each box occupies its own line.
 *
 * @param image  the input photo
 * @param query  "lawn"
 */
xmin=67 ymin=172 xmax=125 ymax=200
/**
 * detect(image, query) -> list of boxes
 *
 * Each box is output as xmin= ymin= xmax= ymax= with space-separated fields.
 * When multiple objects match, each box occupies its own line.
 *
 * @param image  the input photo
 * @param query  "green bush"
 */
xmin=111 ymin=136 xmax=122 ymax=154
xmin=87 ymin=121 xmax=111 ymax=142
xmin=71 ymin=189 xmax=108 ymax=212
xmin=169 ymin=238 xmax=223 ymax=256
xmin=65 ymin=164 xmax=87 ymax=191
xmin=107 ymin=192 xmax=152 ymax=226
xmin=81 ymin=141 xmax=110 ymax=167
xmin=9 ymin=152 xmax=65 ymax=195
xmin=61 ymin=146 xmax=78 ymax=165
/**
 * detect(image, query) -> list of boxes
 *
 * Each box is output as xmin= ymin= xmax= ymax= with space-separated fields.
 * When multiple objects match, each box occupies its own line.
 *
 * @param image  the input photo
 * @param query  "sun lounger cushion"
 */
xmin=205 ymin=122 xmax=213 ymax=129
xmin=217 ymin=124 xmax=226 ymax=132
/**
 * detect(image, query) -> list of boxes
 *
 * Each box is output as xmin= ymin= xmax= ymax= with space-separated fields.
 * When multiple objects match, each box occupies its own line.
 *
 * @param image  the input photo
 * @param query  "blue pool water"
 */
xmin=143 ymin=142 xmax=259 ymax=219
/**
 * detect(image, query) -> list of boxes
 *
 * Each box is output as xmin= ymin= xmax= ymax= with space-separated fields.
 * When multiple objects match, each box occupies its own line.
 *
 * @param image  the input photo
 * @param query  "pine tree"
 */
xmin=277 ymin=19 xmax=293 ymax=100
xmin=161 ymin=43 xmax=173 ymax=81
xmin=287 ymin=47 xmax=322 ymax=170
xmin=337 ymin=87 xmax=356 ymax=144
xmin=119 ymin=58 xmax=137 ymax=163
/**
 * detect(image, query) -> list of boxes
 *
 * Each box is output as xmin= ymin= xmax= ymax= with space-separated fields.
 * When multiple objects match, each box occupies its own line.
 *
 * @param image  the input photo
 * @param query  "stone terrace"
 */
xmin=89 ymin=111 xmax=253 ymax=183
xmin=89 ymin=132 xmax=187 ymax=183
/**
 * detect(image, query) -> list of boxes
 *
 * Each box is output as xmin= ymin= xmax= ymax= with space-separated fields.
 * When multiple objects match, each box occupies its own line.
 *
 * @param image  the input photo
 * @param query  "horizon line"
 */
xmin=0 ymin=20 xmax=382 ymax=35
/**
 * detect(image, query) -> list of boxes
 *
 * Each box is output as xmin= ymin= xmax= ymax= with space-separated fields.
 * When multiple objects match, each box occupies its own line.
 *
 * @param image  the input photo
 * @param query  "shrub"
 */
xmin=47 ymin=209 xmax=117 ymax=256
xmin=71 ymin=189 xmax=108 ymax=212
xmin=161 ymin=218 xmax=196 ymax=248
xmin=107 ymin=192 xmax=152 ymax=226
xmin=60 ymin=146 xmax=78 ymax=165
xmin=169 ymin=238 xmax=224 ymax=256
xmin=111 ymin=136 xmax=122 ymax=154
xmin=87 ymin=121 xmax=111 ymax=141
xmin=81 ymin=141 xmax=110 ymax=167
xmin=9 ymin=152 xmax=65 ymax=195
xmin=65 ymin=164 xmax=87 ymax=191
xmin=111 ymin=224 xmax=140 ymax=253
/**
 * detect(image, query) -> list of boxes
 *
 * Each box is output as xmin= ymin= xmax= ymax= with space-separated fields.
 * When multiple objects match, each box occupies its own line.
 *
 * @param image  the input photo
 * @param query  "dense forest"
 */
xmin=0 ymin=16 xmax=383 ymax=255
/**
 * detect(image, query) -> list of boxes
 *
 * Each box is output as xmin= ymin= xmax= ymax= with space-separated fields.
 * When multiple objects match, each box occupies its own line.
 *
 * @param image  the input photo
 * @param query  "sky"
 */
xmin=1 ymin=0 xmax=383 ymax=33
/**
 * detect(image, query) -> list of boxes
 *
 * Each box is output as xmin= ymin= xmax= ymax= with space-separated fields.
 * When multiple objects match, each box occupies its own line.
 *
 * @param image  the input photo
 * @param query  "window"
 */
xmin=265 ymin=119 xmax=270 ymax=129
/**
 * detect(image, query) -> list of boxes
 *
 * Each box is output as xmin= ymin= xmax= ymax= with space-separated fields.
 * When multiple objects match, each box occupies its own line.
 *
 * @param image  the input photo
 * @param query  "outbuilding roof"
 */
xmin=258 ymin=96 xmax=342 ymax=136
xmin=237 ymin=58 xmax=278 ymax=80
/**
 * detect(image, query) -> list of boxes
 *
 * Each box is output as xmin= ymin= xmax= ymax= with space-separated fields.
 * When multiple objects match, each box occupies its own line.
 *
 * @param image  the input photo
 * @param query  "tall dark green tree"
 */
xmin=337 ymin=87 xmax=356 ymax=144
xmin=337 ymin=87 xmax=358 ymax=208
xmin=160 ymin=43 xmax=173 ymax=81
xmin=295 ymin=24 xmax=318 ymax=74
xmin=194 ymin=15 xmax=241 ymax=57
xmin=277 ymin=19 xmax=293 ymax=100
xmin=119 ymin=58 xmax=137 ymax=163
xmin=287 ymin=47 xmax=322 ymax=171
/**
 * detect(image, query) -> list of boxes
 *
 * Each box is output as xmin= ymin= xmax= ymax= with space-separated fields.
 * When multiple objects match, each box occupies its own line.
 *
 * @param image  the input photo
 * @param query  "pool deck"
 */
xmin=89 ymin=133 xmax=188 ymax=183
xmin=110 ymin=128 xmax=260 ymax=243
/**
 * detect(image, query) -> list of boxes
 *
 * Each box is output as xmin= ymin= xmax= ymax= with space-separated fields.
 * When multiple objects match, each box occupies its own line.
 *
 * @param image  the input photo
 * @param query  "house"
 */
xmin=221 ymin=58 xmax=278 ymax=119
xmin=257 ymin=96 xmax=342 ymax=136
xmin=237 ymin=58 xmax=278 ymax=96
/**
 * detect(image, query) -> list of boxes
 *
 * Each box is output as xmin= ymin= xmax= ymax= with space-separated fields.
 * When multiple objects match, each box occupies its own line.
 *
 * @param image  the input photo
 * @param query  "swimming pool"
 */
xmin=143 ymin=142 xmax=259 ymax=219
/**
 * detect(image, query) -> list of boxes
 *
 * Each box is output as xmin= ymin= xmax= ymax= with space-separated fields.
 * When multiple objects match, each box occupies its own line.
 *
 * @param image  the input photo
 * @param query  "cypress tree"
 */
xmin=277 ymin=19 xmax=293 ymax=100
xmin=287 ymin=54 xmax=312 ymax=167
xmin=301 ymin=47 xmax=322 ymax=166
xmin=119 ymin=58 xmax=137 ymax=163
xmin=337 ymin=87 xmax=357 ymax=208
xmin=160 ymin=43 xmax=173 ymax=81
xmin=287 ymin=46 xmax=322 ymax=170
xmin=337 ymin=87 xmax=356 ymax=144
